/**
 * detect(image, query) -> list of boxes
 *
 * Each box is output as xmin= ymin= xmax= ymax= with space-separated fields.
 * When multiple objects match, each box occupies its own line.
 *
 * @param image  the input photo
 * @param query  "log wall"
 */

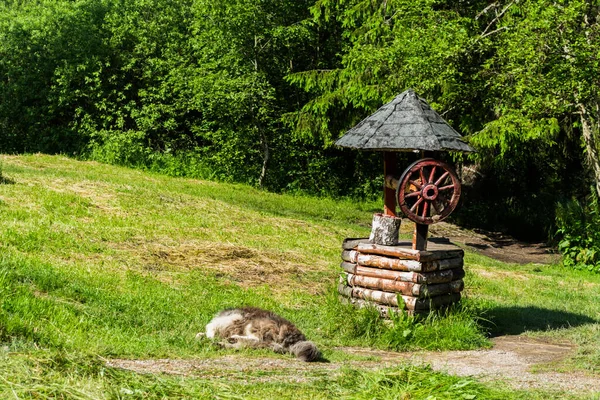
xmin=338 ymin=238 xmax=464 ymax=315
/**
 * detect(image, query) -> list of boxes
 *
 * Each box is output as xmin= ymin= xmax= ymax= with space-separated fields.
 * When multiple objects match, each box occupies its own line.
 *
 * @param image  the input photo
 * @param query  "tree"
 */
xmin=473 ymin=0 xmax=600 ymax=198
xmin=287 ymin=0 xmax=481 ymax=144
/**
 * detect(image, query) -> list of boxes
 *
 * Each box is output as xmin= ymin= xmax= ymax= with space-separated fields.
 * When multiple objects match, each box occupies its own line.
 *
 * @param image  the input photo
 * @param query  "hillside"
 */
xmin=0 ymin=154 xmax=598 ymax=399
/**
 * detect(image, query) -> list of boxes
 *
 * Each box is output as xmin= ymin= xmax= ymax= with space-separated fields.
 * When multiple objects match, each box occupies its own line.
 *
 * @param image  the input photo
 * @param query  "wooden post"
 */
xmin=383 ymin=152 xmax=397 ymax=216
xmin=411 ymin=151 xmax=432 ymax=251
xmin=413 ymin=223 xmax=428 ymax=251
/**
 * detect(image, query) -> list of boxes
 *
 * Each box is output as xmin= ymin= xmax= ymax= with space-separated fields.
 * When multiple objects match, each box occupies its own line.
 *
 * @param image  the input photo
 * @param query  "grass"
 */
xmin=0 ymin=154 xmax=598 ymax=398
xmin=0 ymin=350 xmax=568 ymax=399
xmin=465 ymin=251 xmax=600 ymax=374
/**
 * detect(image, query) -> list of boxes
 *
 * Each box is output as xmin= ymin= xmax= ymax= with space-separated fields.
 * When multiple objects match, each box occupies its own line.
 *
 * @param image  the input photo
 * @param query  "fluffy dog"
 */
xmin=198 ymin=307 xmax=320 ymax=362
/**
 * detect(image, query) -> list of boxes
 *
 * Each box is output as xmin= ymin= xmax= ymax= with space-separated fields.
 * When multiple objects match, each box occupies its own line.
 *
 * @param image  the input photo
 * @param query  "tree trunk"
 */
xmin=579 ymin=103 xmax=600 ymax=198
xmin=258 ymin=130 xmax=269 ymax=188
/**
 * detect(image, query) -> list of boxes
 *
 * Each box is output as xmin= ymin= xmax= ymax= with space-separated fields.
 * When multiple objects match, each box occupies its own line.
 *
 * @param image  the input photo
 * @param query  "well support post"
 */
xmin=383 ymin=152 xmax=397 ymax=216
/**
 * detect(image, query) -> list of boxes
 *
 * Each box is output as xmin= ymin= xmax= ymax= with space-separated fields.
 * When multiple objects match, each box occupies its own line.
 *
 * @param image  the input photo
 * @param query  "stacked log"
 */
xmin=338 ymin=238 xmax=464 ymax=315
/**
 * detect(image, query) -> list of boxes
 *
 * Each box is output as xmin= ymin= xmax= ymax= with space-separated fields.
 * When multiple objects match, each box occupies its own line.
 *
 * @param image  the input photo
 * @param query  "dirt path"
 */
xmin=107 ymin=336 xmax=599 ymax=394
xmin=413 ymin=221 xmax=561 ymax=265
xmin=341 ymin=336 xmax=598 ymax=392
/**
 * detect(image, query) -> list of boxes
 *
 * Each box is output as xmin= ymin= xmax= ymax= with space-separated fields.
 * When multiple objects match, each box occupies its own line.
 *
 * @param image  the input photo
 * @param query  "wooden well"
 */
xmin=338 ymin=238 xmax=464 ymax=315
xmin=334 ymin=89 xmax=473 ymax=315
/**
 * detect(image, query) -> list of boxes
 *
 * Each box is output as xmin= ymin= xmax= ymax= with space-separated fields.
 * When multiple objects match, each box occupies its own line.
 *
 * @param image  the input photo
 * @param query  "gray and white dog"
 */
xmin=198 ymin=307 xmax=320 ymax=362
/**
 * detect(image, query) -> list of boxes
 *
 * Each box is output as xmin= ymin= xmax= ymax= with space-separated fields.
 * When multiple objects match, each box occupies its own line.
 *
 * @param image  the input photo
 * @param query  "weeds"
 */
xmin=556 ymin=189 xmax=600 ymax=273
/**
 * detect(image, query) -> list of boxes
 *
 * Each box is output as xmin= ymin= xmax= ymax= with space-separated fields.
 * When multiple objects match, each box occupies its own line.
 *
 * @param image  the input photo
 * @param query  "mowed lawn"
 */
xmin=0 ymin=154 xmax=598 ymax=399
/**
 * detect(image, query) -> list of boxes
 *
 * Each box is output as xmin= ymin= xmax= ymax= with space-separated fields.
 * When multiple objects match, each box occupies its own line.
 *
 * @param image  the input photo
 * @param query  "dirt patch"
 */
xmin=116 ymin=239 xmax=328 ymax=295
xmin=107 ymin=336 xmax=600 ymax=393
xmin=106 ymin=356 xmax=340 ymax=384
xmin=401 ymin=221 xmax=561 ymax=265
xmin=344 ymin=336 xmax=599 ymax=393
xmin=394 ymin=336 xmax=598 ymax=392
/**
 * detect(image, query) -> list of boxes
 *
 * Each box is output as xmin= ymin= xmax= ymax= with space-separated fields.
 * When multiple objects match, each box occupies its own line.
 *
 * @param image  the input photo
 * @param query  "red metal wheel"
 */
xmin=396 ymin=158 xmax=461 ymax=225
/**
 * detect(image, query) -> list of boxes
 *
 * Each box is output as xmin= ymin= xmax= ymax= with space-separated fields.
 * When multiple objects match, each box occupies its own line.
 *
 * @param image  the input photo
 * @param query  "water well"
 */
xmin=336 ymin=90 xmax=475 ymax=315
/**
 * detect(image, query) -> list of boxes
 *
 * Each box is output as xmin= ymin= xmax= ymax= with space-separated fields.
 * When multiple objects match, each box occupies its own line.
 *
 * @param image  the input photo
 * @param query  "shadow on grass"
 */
xmin=0 ymin=175 xmax=15 ymax=184
xmin=485 ymin=305 xmax=598 ymax=336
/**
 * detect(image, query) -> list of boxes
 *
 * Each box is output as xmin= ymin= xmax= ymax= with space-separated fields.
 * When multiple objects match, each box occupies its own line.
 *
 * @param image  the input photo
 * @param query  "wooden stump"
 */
xmin=369 ymin=213 xmax=401 ymax=245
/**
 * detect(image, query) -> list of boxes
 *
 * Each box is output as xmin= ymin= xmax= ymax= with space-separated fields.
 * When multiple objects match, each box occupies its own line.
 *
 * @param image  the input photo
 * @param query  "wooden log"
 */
xmin=337 ymin=283 xmax=461 ymax=311
xmin=357 ymin=242 xmax=464 ymax=262
xmin=340 ymin=296 xmax=401 ymax=317
xmin=337 ymin=283 xmax=399 ymax=307
xmin=369 ymin=213 xmax=401 ymax=245
xmin=340 ymin=262 xmax=465 ymax=284
xmin=357 ymin=253 xmax=422 ymax=271
xmin=343 ymin=297 xmax=454 ymax=316
xmin=341 ymin=250 xmax=359 ymax=263
xmin=340 ymin=261 xmax=358 ymax=275
xmin=346 ymin=272 xmax=422 ymax=297
xmin=345 ymin=274 xmax=465 ymax=298
xmin=342 ymin=238 xmax=369 ymax=250
xmin=356 ymin=253 xmax=463 ymax=272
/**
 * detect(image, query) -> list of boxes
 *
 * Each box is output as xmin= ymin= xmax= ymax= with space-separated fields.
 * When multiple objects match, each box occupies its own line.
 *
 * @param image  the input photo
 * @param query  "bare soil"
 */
xmin=413 ymin=221 xmax=560 ymax=265
xmin=107 ymin=336 xmax=599 ymax=393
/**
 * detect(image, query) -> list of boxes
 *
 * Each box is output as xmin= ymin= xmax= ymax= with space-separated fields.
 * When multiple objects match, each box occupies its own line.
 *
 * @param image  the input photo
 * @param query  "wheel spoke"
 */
xmin=421 ymin=200 xmax=430 ymax=218
xmin=409 ymin=179 xmax=422 ymax=190
xmin=434 ymin=171 xmax=450 ymax=186
xmin=405 ymin=190 xmax=421 ymax=198
xmin=439 ymin=184 xmax=455 ymax=191
xmin=428 ymin=166 xmax=437 ymax=184
xmin=419 ymin=167 xmax=427 ymax=186
xmin=410 ymin=197 xmax=424 ymax=213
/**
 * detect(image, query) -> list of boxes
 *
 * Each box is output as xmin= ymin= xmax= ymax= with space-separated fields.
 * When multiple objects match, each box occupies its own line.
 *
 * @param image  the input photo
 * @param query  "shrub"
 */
xmin=555 ymin=189 xmax=600 ymax=273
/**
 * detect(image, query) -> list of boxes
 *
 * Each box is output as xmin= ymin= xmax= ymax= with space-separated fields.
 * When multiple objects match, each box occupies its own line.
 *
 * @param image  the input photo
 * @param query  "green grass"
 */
xmin=0 ymin=154 xmax=598 ymax=398
xmin=0 ymin=350 xmax=567 ymax=399
xmin=464 ymin=251 xmax=600 ymax=374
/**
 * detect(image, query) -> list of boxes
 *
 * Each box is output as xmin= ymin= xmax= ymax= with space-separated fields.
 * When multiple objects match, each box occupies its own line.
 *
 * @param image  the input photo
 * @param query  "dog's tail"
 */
xmin=289 ymin=341 xmax=320 ymax=362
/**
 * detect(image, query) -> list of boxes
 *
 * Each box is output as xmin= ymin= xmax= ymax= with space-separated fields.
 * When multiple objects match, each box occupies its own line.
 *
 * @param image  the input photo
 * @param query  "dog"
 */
xmin=197 ymin=307 xmax=320 ymax=362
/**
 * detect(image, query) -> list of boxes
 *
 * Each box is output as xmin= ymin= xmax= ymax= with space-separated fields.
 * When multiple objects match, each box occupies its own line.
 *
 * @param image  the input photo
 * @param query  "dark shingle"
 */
xmin=335 ymin=90 xmax=474 ymax=152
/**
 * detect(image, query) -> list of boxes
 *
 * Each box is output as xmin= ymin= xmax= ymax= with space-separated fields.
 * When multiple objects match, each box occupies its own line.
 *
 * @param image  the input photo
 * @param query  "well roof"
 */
xmin=335 ymin=90 xmax=474 ymax=152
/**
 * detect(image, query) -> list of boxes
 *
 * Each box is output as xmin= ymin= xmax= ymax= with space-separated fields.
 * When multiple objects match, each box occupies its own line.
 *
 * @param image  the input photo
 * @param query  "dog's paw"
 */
xmin=195 ymin=332 xmax=206 ymax=339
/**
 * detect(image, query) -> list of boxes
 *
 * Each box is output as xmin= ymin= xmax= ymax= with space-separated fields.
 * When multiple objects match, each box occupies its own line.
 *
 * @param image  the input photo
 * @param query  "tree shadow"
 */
xmin=483 ymin=305 xmax=598 ymax=337
xmin=0 ymin=175 xmax=15 ymax=184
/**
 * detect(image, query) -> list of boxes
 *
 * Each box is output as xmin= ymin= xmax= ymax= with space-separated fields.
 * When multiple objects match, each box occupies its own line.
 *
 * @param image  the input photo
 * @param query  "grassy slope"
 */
xmin=0 ymin=154 xmax=597 ymax=399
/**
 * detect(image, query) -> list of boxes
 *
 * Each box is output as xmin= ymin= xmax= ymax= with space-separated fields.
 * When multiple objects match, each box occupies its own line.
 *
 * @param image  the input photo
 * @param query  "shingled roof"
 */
xmin=335 ymin=90 xmax=474 ymax=152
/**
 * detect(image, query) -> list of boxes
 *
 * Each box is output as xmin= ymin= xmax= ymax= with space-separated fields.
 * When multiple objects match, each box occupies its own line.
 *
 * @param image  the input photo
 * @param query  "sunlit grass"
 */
xmin=0 ymin=154 xmax=598 ymax=398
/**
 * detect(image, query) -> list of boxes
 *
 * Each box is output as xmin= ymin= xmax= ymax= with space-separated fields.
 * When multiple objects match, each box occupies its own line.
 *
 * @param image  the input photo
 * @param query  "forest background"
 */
xmin=1 ymin=0 xmax=599 ymax=269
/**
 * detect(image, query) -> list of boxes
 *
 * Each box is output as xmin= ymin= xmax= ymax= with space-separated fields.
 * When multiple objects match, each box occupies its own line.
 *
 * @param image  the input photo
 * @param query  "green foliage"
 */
xmin=331 ymin=366 xmax=505 ymax=400
xmin=556 ymin=190 xmax=600 ymax=273
xmin=287 ymin=0 xmax=600 ymax=240
xmin=2 ymin=0 xmax=600 ymax=240
xmin=315 ymin=288 xmax=489 ymax=352
xmin=0 ymin=0 xmax=357 ymax=195
xmin=287 ymin=0 xmax=476 ymax=143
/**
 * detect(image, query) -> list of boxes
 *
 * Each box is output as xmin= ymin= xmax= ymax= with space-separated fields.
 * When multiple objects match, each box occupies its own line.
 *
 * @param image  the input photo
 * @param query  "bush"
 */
xmin=555 ymin=189 xmax=600 ymax=273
